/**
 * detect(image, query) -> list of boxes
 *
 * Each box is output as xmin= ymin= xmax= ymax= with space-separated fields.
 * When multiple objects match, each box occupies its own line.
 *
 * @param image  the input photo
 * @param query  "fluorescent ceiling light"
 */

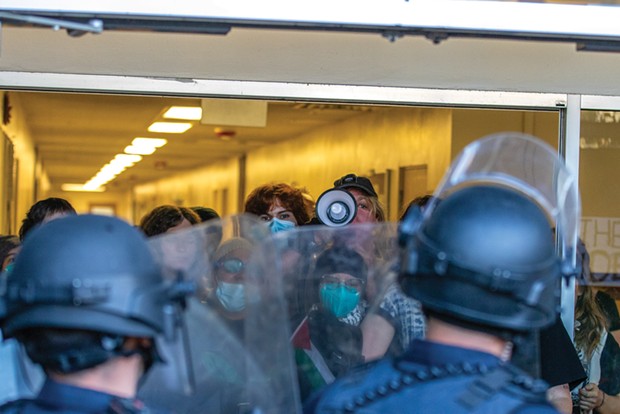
xmin=87 ymin=178 xmax=107 ymax=187
xmin=163 ymin=106 xmax=202 ymax=121
xmin=101 ymin=164 xmax=126 ymax=175
xmin=132 ymin=137 xmax=168 ymax=148
xmin=90 ymin=175 xmax=112 ymax=185
xmin=81 ymin=151 xmax=145 ymax=191
xmin=62 ymin=183 xmax=105 ymax=192
xmin=114 ymin=154 xmax=142 ymax=164
xmin=148 ymin=122 xmax=192 ymax=134
xmin=108 ymin=160 xmax=131 ymax=170
xmin=125 ymin=145 xmax=156 ymax=155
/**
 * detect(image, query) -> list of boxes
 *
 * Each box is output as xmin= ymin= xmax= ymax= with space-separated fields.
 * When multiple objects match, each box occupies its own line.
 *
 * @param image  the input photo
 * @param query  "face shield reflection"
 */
xmin=270 ymin=222 xmax=423 ymax=401
xmin=139 ymin=214 xmax=300 ymax=414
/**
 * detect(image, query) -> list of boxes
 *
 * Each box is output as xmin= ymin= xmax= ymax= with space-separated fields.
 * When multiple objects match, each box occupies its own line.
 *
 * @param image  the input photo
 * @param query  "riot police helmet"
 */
xmin=398 ymin=133 xmax=580 ymax=332
xmin=0 ymin=214 xmax=176 ymax=372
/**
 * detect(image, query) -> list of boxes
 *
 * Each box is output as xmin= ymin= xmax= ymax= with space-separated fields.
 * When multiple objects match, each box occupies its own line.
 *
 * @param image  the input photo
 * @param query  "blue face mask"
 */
xmin=320 ymin=283 xmax=360 ymax=318
xmin=216 ymin=282 xmax=246 ymax=312
xmin=268 ymin=217 xmax=296 ymax=234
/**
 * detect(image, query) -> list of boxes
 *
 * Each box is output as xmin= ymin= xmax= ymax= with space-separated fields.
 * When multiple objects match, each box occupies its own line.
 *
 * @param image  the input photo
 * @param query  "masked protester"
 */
xmin=292 ymin=245 xmax=367 ymax=401
xmin=245 ymin=183 xmax=313 ymax=234
xmin=245 ymin=183 xmax=317 ymax=332
xmin=317 ymin=175 xmax=424 ymax=361
xmin=140 ymin=214 xmax=301 ymax=414
xmin=0 ymin=215 xmax=193 ymax=414
xmin=212 ymin=238 xmax=255 ymax=324
xmin=304 ymin=132 xmax=581 ymax=414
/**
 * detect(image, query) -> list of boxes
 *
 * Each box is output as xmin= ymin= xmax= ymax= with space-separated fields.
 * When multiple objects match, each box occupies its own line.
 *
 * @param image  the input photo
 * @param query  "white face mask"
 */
xmin=216 ymin=282 xmax=246 ymax=312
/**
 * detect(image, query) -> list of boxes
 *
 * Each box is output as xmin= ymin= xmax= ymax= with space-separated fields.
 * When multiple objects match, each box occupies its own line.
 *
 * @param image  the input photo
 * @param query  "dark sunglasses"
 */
xmin=216 ymin=258 xmax=245 ymax=274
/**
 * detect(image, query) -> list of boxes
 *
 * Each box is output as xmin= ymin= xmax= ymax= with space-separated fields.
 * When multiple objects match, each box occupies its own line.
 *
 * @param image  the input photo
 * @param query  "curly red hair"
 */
xmin=244 ymin=183 xmax=312 ymax=225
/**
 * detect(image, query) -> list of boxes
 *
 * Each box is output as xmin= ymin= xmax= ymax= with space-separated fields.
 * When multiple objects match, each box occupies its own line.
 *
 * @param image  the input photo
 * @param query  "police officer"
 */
xmin=304 ymin=133 xmax=580 ymax=413
xmin=0 ymin=214 xmax=192 ymax=413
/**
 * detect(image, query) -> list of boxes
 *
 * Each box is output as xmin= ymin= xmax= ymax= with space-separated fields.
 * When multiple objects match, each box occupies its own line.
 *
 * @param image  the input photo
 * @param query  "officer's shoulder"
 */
xmin=305 ymin=356 xmax=413 ymax=412
xmin=500 ymin=365 xmax=559 ymax=412
xmin=334 ymin=356 xmax=396 ymax=386
xmin=304 ymin=359 xmax=394 ymax=413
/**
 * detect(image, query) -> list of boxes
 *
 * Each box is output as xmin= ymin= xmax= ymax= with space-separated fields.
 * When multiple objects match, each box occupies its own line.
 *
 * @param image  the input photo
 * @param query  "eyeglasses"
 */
xmin=216 ymin=258 xmax=245 ymax=274
xmin=320 ymin=274 xmax=364 ymax=290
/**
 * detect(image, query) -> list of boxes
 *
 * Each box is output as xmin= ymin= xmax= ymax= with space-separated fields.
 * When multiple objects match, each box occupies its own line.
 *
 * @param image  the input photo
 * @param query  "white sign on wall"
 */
xmin=581 ymin=216 xmax=620 ymax=284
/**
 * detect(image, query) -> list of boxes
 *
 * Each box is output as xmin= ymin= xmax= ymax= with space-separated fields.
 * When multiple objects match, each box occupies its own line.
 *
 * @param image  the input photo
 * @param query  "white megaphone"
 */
xmin=315 ymin=189 xmax=357 ymax=227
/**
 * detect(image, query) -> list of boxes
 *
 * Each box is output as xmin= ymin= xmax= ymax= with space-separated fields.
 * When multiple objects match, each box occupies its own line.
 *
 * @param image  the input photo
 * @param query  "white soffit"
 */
xmin=3 ymin=0 xmax=620 ymax=41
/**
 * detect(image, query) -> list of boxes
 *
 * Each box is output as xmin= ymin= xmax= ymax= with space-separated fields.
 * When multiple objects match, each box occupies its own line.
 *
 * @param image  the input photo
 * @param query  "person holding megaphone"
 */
xmin=315 ymin=174 xmax=426 ymax=364
xmin=315 ymin=174 xmax=385 ymax=227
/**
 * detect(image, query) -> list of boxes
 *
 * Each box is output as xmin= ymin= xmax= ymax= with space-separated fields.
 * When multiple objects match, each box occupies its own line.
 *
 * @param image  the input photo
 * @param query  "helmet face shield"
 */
xmin=426 ymin=132 xmax=581 ymax=276
xmin=140 ymin=214 xmax=300 ymax=414
xmin=143 ymin=216 xmax=403 ymax=412
xmin=400 ymin=133 xmax=581 ymax=331
xmin=270 ymin=221 xmax=404 ymax=399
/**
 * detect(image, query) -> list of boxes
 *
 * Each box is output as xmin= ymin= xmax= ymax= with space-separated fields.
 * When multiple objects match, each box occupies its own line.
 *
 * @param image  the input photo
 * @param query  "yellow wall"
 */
xmin=580 ymin=149 xmax=620 ymax=217
xmin=46 ymin=189 xmax=133 ymax=223
xmin=246 ymin=106 xmax=453 ymax=221
xmin=133 ymin=157 xmax=240 ymax=225
xmin=134 ymin=106 xmax=454 ymax=222
xmin=451 ymin=109 xmax=559 ymax=159
xmin=0 ymin=92 xmax=49 ymax=234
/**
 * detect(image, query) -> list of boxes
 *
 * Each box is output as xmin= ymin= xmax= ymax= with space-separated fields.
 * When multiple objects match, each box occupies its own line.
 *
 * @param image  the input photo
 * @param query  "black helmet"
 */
xmin=399 ymin=132 xmax=581 ymax=332
xmin=1 ymin=214 xmax=170 ymax=339
xmin=400 ymin=186 xmax=560 ymax=331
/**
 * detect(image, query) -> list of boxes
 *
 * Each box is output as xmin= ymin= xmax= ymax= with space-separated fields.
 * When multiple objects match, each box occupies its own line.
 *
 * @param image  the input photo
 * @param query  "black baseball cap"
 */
xmin=333 ymin=173 xmax=378 ymax=198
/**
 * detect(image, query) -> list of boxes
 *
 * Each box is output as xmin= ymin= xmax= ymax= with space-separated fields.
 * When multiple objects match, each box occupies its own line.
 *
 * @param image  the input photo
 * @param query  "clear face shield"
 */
xmin=402 ymin=132 xmax=581 ymax=379
xmin=271 ymin=221 xmax=409 ymax=400
xmin=139 ymin=214 xmax=300 ymax=414
xmin=421 ymin=132 xmax=581 ymax=279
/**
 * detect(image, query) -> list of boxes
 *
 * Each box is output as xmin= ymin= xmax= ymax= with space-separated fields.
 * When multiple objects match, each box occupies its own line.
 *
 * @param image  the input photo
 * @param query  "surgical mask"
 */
xmin=216 ymin=282 xmax=246 ymax=312
xmin=320 ymin=283 xmax=360 ymax=318
xmin=268 ymin=218 xmax=295 ymax=234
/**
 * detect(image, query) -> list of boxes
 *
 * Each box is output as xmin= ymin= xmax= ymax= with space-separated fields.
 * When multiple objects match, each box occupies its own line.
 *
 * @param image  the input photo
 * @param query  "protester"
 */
xmin=139 ymin=204 xmax=199 ymax=237
xmin=18 ymin=197 xmax=76 ymax=241
xmin=245 ymin=183 xmax=313 ymax=233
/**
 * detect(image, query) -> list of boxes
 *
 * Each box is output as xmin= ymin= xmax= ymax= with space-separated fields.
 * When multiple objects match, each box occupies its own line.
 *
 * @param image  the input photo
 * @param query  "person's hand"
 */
xmin=579 ymin=383 xmax=605 ymax=411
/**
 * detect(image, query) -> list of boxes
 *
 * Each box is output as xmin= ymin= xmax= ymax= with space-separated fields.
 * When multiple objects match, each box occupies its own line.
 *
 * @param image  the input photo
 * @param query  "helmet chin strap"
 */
xmin=24 ymin=333 xmax=162 ymax=376
xmin=111 ymin=336 xmax=163 ymax=381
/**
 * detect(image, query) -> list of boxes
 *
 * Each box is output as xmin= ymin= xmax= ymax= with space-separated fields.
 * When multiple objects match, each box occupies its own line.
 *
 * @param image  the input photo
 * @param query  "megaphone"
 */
xmin=315 ymin=189 xmax=357 ymax=227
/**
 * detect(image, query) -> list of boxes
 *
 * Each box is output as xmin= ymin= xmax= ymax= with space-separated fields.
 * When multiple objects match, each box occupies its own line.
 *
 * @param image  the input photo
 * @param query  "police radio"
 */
xmin=315 ymin=189 xmax=357 ymax=227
